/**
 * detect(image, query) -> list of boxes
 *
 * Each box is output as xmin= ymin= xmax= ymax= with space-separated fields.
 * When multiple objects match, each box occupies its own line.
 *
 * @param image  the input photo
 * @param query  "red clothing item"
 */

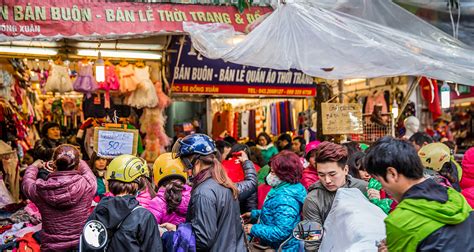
xmin=420 ymin=77 xmax=442 ymax=121
xmin=301 ymin=166 xmax=319 ymax=190
xmin=222 ymin=158 xmax=260 ymax=183
xmin=17 ymin=232 xmax=41 ymax=252
xmin=257 ymin=184 xmax=272 ymax=209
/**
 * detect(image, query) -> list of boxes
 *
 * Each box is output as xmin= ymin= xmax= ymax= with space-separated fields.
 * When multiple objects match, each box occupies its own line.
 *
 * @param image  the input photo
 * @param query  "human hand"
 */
xmin=241 ymin=212 xmax=251 ymax=224
xmin=377 ymin=238 xmax=387 ymax=252
xmin=32 ymin=160 xmax=44 ymax=169
xmin=244 ymin=224 xmax=253 ymax=234
xmin=160 ymin=223 xmax=177 ymax=232
xmin=367 ymin=188 xmax=381 ymax=200
xmin=237 ymin=151 xmax=249 ymax=163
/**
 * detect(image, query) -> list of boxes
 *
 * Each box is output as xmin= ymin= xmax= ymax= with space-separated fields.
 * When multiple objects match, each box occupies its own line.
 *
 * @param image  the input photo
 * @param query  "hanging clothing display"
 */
xmin=365 ymin=91 xmax=388 ymax=115
xmin=248 ymin=110 xmax=256 ymax=140
xmin=240 ymin=110 xmax=250 ymax=138
xmin=97 ymin=65 xmax=120 ymax=108
xmin=0 ymin=70 xmax=12 ymax=99
xmin=140 ymin=107 xmax=171 ymax=163
xmin=126 ymin=66 xmax=158 ymax=109
xmin=211 ymin=110 xmax=232 ymax=139
xmin=118 ymin=64 xmax=139 ymax=93
xmin=73 ymin=62 xmax=98 ymax=97
xmin=420 ymin=77 xmax=442 ymax=121
xmin=45 ymin=64 xmax=73 ymax=93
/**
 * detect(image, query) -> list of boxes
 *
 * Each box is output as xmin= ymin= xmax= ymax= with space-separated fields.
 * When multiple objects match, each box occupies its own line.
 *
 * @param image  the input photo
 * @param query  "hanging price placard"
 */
xmin=93 ymin=127 xmax=138 ymax=158
xmin=321 ymin=103 xmax=363 ymax=135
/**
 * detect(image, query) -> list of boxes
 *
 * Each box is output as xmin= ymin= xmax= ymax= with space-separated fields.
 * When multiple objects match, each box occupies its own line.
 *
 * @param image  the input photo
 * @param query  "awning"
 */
xmin=0 ymin=0 xmax=272 ymax=41
xmin=183 ymin=0 xmax=474 ymax=85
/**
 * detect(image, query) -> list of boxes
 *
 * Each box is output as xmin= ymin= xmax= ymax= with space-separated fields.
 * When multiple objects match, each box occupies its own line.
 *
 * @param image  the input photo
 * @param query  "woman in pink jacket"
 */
xmin=461 ymin=147 xmax=474 ymax=207
xmin=22 ymin=144 xmax=96 ymax=251
xmin=148 ymin=153 xmax=191 ymax=225
xmin=301 ymin=141 xmax=320 ymax=189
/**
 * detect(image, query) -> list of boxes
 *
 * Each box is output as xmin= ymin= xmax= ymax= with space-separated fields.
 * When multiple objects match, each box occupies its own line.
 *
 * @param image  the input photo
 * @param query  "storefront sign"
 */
xmin=0 ymin=0 xmax=271 ymax=39
xmin=93 ymin=127 xmax=138 ymax=158
xmin=321 ymin=103 xmax=363 ymax=135
xmin=171 ymin=37 xmax=316 ymax=97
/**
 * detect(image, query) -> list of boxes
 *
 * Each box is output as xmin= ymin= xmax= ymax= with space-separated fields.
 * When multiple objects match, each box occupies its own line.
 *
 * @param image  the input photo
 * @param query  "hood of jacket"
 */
xmin=399 ymin=179 xmax=472 ymax=225
xmin=35 ymin=163 xmax=90 ymax=208
xmin=92 ymin=195 xmax=140 ymax=229
xmin=156 ymin=184 xmax=192 ymax=216
xmin=461 ymin=148 xmax=474 ymax=186
xmin=257 ymin=143 xmax=275 ymax=151
xmin=268 ymin=182 xmax=307 ymax=205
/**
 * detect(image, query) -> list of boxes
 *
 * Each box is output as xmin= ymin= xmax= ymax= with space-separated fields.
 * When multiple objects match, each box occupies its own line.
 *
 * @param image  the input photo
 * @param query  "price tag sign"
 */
xmin=93 ymin=127 xmax=138 ymax=158
xmin=321 ymin=103 xmax=363 ymax=135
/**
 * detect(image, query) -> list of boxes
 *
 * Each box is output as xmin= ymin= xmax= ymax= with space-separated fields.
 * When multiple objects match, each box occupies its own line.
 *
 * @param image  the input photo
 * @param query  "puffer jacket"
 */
xmin=301 ymin=165 xmax=319 ymax=190
xmin=257 ymin=143 xmax=279 ymax=165
xmin=148 ymin=184 xmax=192 ymax=225
xmin=461 ymin=147 xmax=474 ymax=207
xmin=136 ymin=186 xmax=153 ymax=209
xmin=85 ymin=195 xmax=163 ymax=252
xmin=33 ymin=137 xmax=65 ymax=161
xmin=235 ymin=160 xmax=258 ymax=213
xmin=250 ymin=183 xmax=307 ymax=251
xmin=302 ymin=175 xmax=368 ymax=251
xmin=186 ymin=178 xmax=246 ymax=252
xmin=22 ymin=160 xmax=96 ymax=251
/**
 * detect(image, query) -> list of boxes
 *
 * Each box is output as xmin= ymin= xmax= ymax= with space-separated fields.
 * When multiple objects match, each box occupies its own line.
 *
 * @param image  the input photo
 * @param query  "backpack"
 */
xmin=81 ymin=206 xmax=143 ymax=252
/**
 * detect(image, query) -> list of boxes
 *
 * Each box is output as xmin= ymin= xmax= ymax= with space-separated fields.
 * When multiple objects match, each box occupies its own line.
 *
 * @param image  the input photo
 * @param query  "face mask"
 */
xmin=97 ymin=170 xmax=106 ymax=177
xmin=266 ymin=172 xmax=283 ymax=187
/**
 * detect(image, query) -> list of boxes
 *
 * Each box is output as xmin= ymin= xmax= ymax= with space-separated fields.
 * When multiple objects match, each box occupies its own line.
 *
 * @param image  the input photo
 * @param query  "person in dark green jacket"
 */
xmin=365 ymin=137 xmax=474 ymax=252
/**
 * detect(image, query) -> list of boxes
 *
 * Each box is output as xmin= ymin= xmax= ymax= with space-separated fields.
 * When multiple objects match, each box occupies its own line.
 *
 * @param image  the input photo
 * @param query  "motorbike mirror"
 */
xmin=82 ymin=220 xmax=108 ymax=249
xmin=293 ymin=220 xmax=323 ymax=241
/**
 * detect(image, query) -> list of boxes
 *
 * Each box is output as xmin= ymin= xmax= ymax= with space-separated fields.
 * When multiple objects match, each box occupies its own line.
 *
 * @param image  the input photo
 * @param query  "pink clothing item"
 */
xmin=462 ymin=187 xmax=474 ymax=208
xmin=22 ymin=161 xmax=96 ymax=252
xmin=148 ymin=184 xmax=192 ymax=225
xmin=136 ymin=187 xmax=153 ymax=209
xmin=461 ymin=147 xmax=474 ymax=189
xmin=301 ymin=166 xmax=319 ymax=190
xmin=98 ymin=65 xmax=120 ymax=91
xmin=24 ymin=201 xmax=41 ymax=221
xmin=365 ymin=92 xmax=388 ymax=115
xmin=305 ymin=141 xmax=321 ymax=155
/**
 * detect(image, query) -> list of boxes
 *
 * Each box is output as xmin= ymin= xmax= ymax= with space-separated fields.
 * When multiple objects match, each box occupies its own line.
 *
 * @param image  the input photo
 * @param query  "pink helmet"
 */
xmin=305 ymin=141 xmax=321 ymax=156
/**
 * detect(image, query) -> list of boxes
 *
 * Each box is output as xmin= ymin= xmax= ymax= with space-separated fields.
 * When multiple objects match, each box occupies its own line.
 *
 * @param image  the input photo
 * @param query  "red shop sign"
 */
xmin=0 ymin=0 xmax=272 ymax=40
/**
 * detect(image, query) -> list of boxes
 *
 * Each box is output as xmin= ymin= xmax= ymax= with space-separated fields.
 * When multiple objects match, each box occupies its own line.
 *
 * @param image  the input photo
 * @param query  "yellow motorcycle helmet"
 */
xmin=106 ymin=154 xmax=149 ymax=182
xmin=418 ymin=143 xmax=451 ymax=172
xmin=153 ymin=153 xmax=187 ymax=187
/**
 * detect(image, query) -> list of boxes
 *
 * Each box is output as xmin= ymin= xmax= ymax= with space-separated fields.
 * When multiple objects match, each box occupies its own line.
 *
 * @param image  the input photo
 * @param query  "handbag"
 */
xmin=248 ymin=238 xmax=276 ymax=252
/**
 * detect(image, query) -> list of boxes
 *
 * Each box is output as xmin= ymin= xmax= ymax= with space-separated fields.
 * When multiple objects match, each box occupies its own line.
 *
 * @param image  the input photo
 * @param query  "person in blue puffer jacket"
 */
xmin=242 ymin=150 xmax=307 ymax=251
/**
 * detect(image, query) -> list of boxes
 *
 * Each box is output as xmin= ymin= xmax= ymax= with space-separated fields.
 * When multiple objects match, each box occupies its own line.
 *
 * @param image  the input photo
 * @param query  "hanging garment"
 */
xmin=73 ymin=62 xmax=98 ymax=97
xmin=140 ymin=107 xmax=170 ymax=162
xmin=233 ymin=112 xmax=240 ymax=139
xmin=126 ymin=66 xmax=158 ymax=109
xmin=98 ymin=65 xmax=120 ymax=108
xmin=365 ymin=91 xmax=388 ymax=115
xmin=271 ymin=104 xmax=278 ymax=136
xmin=118 ymin=64 xmax=139 ymax=93
xmin=45 ymin=64 xmax=73 ymax=93
xmin=241 ymin=110 xmax=250 ymax=138
xmin=420 ymin=77 xmax=442 ymax=121
xmin=0 ymin=70 xmax=12 ymax=99
xmin=255 ymin=108 xmax=264 ymax=135
xmin=2 ymin=154 xmax=19 ymax=203
xmin=212 ymin=112 xmax=225 ymax=139
xmin=249 ymin=110 xmax=256 ymax=140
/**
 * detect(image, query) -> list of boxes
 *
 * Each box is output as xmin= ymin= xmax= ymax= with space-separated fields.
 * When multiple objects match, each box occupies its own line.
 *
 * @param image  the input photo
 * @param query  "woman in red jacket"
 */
xmin=22 ymin=144 xmax=96 ymax=251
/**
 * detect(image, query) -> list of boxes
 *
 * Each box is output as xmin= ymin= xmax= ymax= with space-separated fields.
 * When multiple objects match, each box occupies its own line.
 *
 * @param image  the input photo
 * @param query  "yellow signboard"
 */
xmin=321 ymin=103 xmax=363 ymax=135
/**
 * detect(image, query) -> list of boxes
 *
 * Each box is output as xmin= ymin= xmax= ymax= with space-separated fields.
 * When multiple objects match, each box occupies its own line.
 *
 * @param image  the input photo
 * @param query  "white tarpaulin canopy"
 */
xmin=183 ymin=0 xmax=474 ymax=85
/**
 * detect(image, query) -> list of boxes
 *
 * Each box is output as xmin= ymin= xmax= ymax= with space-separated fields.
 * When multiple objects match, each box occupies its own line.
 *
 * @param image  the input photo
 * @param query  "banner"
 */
xmin=170 ymin=37 xmax=316 ymax=97
xmin=321 ymin=103 xmax=363 ymax=135
xmin=0 ymin=0 xmax=272 ymax=39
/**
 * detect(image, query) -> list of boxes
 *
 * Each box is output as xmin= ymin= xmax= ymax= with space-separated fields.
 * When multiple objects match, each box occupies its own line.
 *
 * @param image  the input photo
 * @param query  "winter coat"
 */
xmin=461 ymin=147 xmax=474 ymax=207
xmin=386 ymin=179 xmax=474 ymax=251
xmin=234 ymin=160 xmax=258 ymax=213
xmin=148 ymin=184 xmax=192 ymax=225
xmin=257 ymin=165 xmax=271 ymax=185
xmin=33 ymin=137 xmax=65 ymax=161
xmin=86 ymin=195 xmax=163 ymax=252
xmin=257 ymin=143 xmax=279 ymax=165
xmin=186 ymin=178 xmax=246 ymax=252
xmin=136 ymin=187 xmax=153 ymax=209
xmin=22 ymin=160 xmax=96 ymax=251
xmin=301 ymin=166 xmax=319 ymax=190
xmin=250 ymin=183 xmax=307 ymax=251
xmin=303 ymin=175 xmax=367 ymax=251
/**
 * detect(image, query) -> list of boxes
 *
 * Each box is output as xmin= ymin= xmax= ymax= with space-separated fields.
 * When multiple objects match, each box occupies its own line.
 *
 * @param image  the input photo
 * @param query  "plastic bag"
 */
xmin=0 ymin=177 xmax=14 ymax=208
xmin=184 ymin=0 xmax=474 ymax=85
xmin=319 ymin=188 xmax=386 ymax=252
